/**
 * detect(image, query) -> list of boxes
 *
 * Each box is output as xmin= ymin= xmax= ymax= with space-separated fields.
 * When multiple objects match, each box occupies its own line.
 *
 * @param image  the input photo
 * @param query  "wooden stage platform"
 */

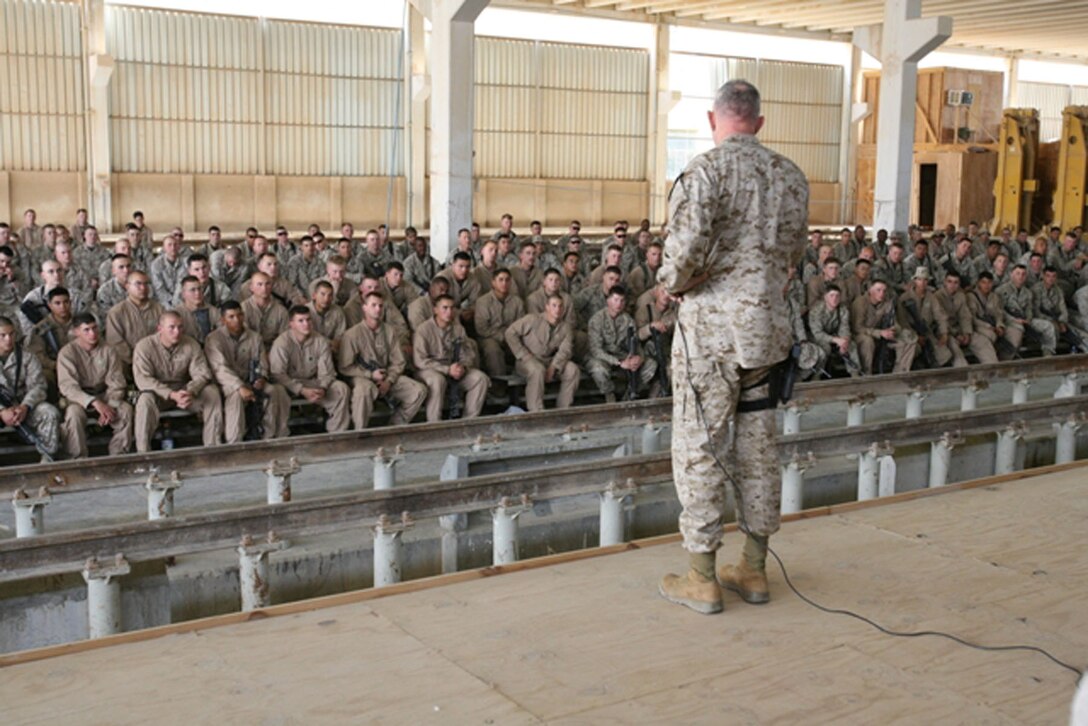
xmin=2 ymin=465 xmax=1086 ymax=724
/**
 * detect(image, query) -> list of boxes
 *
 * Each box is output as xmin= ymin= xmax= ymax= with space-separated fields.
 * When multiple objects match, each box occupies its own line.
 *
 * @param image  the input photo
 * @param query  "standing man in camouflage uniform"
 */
xmin=658 ymin=80 xmax=808 ymax=614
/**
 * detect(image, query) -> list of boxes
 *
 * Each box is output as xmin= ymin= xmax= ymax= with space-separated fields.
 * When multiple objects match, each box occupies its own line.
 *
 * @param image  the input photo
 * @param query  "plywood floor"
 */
xmin=3 ymin=469 xmax=1086 ymax=724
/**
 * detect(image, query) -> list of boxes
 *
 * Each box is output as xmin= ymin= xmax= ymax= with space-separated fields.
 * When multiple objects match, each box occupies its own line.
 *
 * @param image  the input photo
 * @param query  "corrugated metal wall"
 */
xmin=475 ymin=37 xmax=648 ymax=180
xmin=106 ymin=5 xmax=402 ymax=175
xmin=1017 ymin=81 xmax=1072 ymax=142
xmin=0 ymin=0 xmax=86 ymax=171
xmin=668 ymin=52 xmax=843 ymax=183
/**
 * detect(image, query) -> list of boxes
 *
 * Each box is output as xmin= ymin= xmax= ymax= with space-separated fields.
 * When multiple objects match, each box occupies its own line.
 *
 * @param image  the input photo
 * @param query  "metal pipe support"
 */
xmin=599 ymin=478 xmax=637 ymax=547
xmin=1054 ymin=415 xmax=1083 ymax=464
xmin=905 ymin=390 xmax=927 ymax=419
xmin=780 ymin=453 xmax=814 ymax=514
xmin=373 ymin=512 xmax=413 ymax=587
xmin=145 ymin=471 xmax=182 ymax=520
xmin=12 ymin=487 xmax=51 ymax=538
xmin=265 ymin=457 xmax=300 ymax=504
xmin=82 ymin=554 xmax=130 ymax=639
xmin=238 ymin=532 xmax=288 ymax=612
xmin=491 ymin=495 xmax=532 ymax=566
xmin=960 ymin=381 xmax=987 ymax=412
xmin=373 ymin=446 xmax=404 ymax=491
xmin=1054 ymin=373 xmax=1080 ymax=399
xmin=641 ymin=419 xmax=663 ymax=454
xmin=438 ymin=512 xmax=468 ymax=574
xmin=928 ymin=432 xmax=963 ymax=488
xmin=1012 ymin=378 xmax=1031 ymax=405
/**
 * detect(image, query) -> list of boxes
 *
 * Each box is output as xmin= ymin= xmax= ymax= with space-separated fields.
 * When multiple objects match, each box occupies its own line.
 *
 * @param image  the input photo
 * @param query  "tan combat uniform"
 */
xmin=504 ymin=313 xmax=579 ymax=411
xmin=132 ymin=333 xmax=223 ymax=452
xmin=338 ymin=321 xmax=426 ymax=428
xmin=241 ymin=297 xmax=289 ymax=348
xmin=660 ymin=131 xmax=808 ymax=547
xmin=509 ymin=265 xmax=543 ymax=300
xmin=933 ymin=287 xmax=996 ymax=364
xmin=173 ymin=303 xmax=220 ymax=344
xmin=204 ymin=326 xmax=290 ymax=443
xmin=412 ymin=318 xmax=489 ymax=422
xmin=473 ymin=291 xmax=525 ymax=378
xmin=56 ymin=340 xmax=133 ymax=457
xmin=105 ymin=298 xmax=165 ymax=369
xmin=307 ymin=302 xmax=347 ymax=347
xmin=268 ymin=330 xmax=350 ymax=433
xmin=850 ymin=294 xmax=918 ymax=374
xmin=407 ymin=295 xmax=436 ymax=332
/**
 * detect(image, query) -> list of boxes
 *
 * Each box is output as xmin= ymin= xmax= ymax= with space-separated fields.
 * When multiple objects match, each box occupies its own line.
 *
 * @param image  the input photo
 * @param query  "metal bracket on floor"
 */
xmin=561 ymin=424 xmax=591 ymax=442
xmin=960 ymin=379 xmax=989 ymax=411
xmin=781 ymin=451 xmax=816 ymax=515
xmin=846 ymin=393 xmax=875 ymax=427
xmin=12 ymin=486 xmax=52 ymax=538
xmin=905 ymin=387 xmax=929 ymax=419
xmin=265 ymin=457 xmax=300 ymax=504
xmin=1053 ymin=412 xmax=1086 ymax=465
xmin=82 ymin=554 xmax=131 ymax=639
xmin=994 ymin=421 xmax=1029 ymax=475
xmin=857 ymin=440 xmax=895 ymax=502
xmin=373 ymin=512 xmax=414 ymax=588
xmin=145 ymin=470 xmax=182 ymax=520
xmin=491 ymin=494 xmax=532 ymax=566
xmin=373 ymin=446 xmax=404 ymax=491
xmin=599 ymin=477 xmax=638 ymax=547
xmin=928 ymin=430 xmax=965 ymax=488
xmin=472 ymin=434 xmax=503 ymax=453
xmin=238 ymin=531 xmax=289 ymax=612
xmin=783 ymin=400 xmax=809 ymax=435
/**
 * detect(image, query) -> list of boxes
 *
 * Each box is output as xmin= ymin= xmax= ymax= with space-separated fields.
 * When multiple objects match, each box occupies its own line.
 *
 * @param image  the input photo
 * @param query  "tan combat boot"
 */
xmin=659 ymin=552 xmax=723 ymax=614
xmin=717 ymin=533 xmax=770 ymax=604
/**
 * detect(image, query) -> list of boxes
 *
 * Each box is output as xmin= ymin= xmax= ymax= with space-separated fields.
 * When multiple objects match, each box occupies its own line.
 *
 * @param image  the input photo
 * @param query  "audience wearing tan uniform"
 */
xmin=504 ymin=295 xmax=580 ymax=411
xmin=269 ymin=306 xmax=350 ymax=433
xmin=412 ymin=295 xmax=490 ymax=422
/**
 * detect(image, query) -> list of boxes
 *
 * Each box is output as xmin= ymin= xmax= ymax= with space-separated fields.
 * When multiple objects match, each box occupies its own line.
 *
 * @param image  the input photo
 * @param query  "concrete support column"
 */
xmin=781 ymin=453 xmax=814 ymax=515
xmin=373 ymin=446 xmax=404 ymax=491
xmin=439 ymin=512 xmax=468 ymax=574
xmin=422 ymin=0 xmax=490 ymax=262
xmin=407 ymin=4 xmax=430 ymax=229
xmin=783 ymin=402 xmax=808 ymax=435
xmin=847 ymin=396 xmax=871 ymax=427
xmin=960 ymin=381 xmax=987 ymax=412
xmin=641 ymin=418 xmax=664 ymax=454
xmin=1054 ymin=373 xmax=1080 ymax=399
xmin=1004 ymin=55 xmax=1021 ymax=109
xmin=994 ymin=423 xmax=1024 ymax=476
xmin=491 ymin=494 xmax=531 ymax=566
xmin=1054 ymin=415 xmax=1083 ymax=465
xmin=1012 ymin=377 xmax=1031 ymax=405
xmin=854 ymin=0 xmax=952 ymax=233
xmin=928 ymin=431 xmax=962 ymax=488
xmin=82 ymin=555 xmax=130 ymax=639
xmin=599 ymin=478 xmax=637 ymax=547
xmin=82 ymin=0 xmax=114 ymax=231
xmin=648 ymin=23 xmax=678 ymax=227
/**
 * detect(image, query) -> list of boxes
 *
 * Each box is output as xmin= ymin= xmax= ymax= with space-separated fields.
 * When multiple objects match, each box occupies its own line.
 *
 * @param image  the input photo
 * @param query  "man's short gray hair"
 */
xmin=714 ymin=79 xmax=761 ymax=120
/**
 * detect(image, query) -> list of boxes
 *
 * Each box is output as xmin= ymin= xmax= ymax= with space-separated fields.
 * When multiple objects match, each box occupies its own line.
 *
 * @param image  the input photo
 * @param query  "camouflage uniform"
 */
xmin=0 ymin=341 xmax=61 ymax=456
xmin=1072 ymin=285 xmax=1088 ymax=332
xmin=996 ymin=281 xmax=1057 ymax=355
xmin=585 ymin=307 xmax=656 ymax=396
xmin=660 ymin=132 xmax=807 ymax=548
xmin=807 ymin=301 xmax=861 ymax=374
xmin=938 ymin=252 xmax=978 ymax=288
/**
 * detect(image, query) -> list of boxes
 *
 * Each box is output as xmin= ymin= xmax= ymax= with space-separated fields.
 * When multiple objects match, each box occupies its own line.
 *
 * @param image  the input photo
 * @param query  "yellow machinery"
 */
xmin=1053 ymin=106 xmax=1088 ymax=232
xmin=992 ymin=108 xmax=1038 ymax=234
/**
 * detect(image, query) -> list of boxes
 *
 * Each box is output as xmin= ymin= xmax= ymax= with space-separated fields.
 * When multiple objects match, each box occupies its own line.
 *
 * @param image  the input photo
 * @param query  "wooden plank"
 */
xmin=2 ymin=465 xmax=1082 ymax=723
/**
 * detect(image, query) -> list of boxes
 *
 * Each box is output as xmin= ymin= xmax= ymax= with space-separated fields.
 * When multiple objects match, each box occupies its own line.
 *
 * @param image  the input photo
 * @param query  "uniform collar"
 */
xmin=721 ymin=133 xmax=760 ymax=146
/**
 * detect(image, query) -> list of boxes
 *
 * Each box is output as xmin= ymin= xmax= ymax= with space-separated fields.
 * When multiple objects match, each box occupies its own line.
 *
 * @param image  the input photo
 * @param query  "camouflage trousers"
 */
xmin=671 ymin=330 xmax=781 ymax=552
xmin=21 ymin=402 xmax=62 ymax=456
xmin=585 ymin=356 xmax=656 ymax=396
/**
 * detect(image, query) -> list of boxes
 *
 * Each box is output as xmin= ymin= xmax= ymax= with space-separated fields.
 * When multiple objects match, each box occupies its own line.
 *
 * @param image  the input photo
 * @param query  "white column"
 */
xmin=854 ymin=0 xmax=951 ymax=234
xmin=83 ymin=0 xmax=114 ymax=231
xmin=648 ymin=23 xmax=678 ymax=227
xmin=1004 ymin=55 xmax=1021 ymax=108
xmin=407 ymin=4 xmax=430 ymax=229
xmin=424 ymin=0 xmax=490 ymax=263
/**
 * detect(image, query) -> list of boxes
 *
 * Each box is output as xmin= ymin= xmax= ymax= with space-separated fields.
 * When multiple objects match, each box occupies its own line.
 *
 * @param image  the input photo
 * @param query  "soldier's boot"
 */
xmin=717 ymin=533 xmax=770 ymax=604
xmin=659 ymin=552 xmax=723 ymax=615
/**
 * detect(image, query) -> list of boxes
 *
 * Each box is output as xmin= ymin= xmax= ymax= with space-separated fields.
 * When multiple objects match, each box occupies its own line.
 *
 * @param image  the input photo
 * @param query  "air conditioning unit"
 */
xmin=947 ymin=90 xmax=974 ymax=107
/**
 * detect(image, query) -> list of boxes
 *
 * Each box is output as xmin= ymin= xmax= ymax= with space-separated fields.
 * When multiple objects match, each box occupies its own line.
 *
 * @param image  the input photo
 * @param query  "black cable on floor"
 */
xmin=675 ymin=319 xmax=1084 ymax=682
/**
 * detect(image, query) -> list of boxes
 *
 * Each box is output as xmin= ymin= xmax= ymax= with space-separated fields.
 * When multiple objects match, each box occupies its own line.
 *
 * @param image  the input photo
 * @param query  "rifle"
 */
xmin=0 ymin=345 xmax=53 ymax=461
xmin=873 ymin=306 xmax=896 ymax=375
xmin=835 ymin=347 xmax=863 ymax=376
xmin=357 ymin=357 xmax=400 ymax=413
xmin=901 ymin=298 xmax=939 ymax=368
xmin=1039 ymin=304 xmax=1087 ymax=352
xmin=243 ymin=358 xmax=267 ymax=441
xmin=624 ymin=325 xmax=639 ymax=401
xmin=446 ymin=338 xmax=463 ymax=419
xmin=1005 ymin=300 xmax=1044 ymax=350
xmin=645 ymin=304 xmax=670 ymax=395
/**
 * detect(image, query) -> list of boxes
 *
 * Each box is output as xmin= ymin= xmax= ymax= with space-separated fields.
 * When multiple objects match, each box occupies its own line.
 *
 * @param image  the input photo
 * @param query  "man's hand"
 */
xmin=651 ymin=320 xmax=668 ymax=333
xmin=301 ymin=386 xmax=325 ymax=403
xmin=545 ymin=364 xmax=557 ymax=383
xmin=252 ymin=378 xmax=267 ymax=392
xmin=995 ymin=325 xmax=1005 ymax=336
xmin=239 ymin=386 xmax=256 ymax=403
xmin=1 ymin=406 xmax=19 ymax=427
xmin=449 ymin=362 xmax=466 ymax=380
xmin=378 ymin=380 xmax=392 ymax=396
xmin=91 ymin=400 xmax=117 ymax=426
xmin=880 ymin=328 xmax=896 ymax=341
xmin=957 ymin=334 xmax=970 ymax=346
xmin=170 ymin=390 xmax=193 ymax=409
xmin=621 ymin=355 xmax=642 ymax=370
xmin=371 ymin=368 xmax=387 ymax=384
